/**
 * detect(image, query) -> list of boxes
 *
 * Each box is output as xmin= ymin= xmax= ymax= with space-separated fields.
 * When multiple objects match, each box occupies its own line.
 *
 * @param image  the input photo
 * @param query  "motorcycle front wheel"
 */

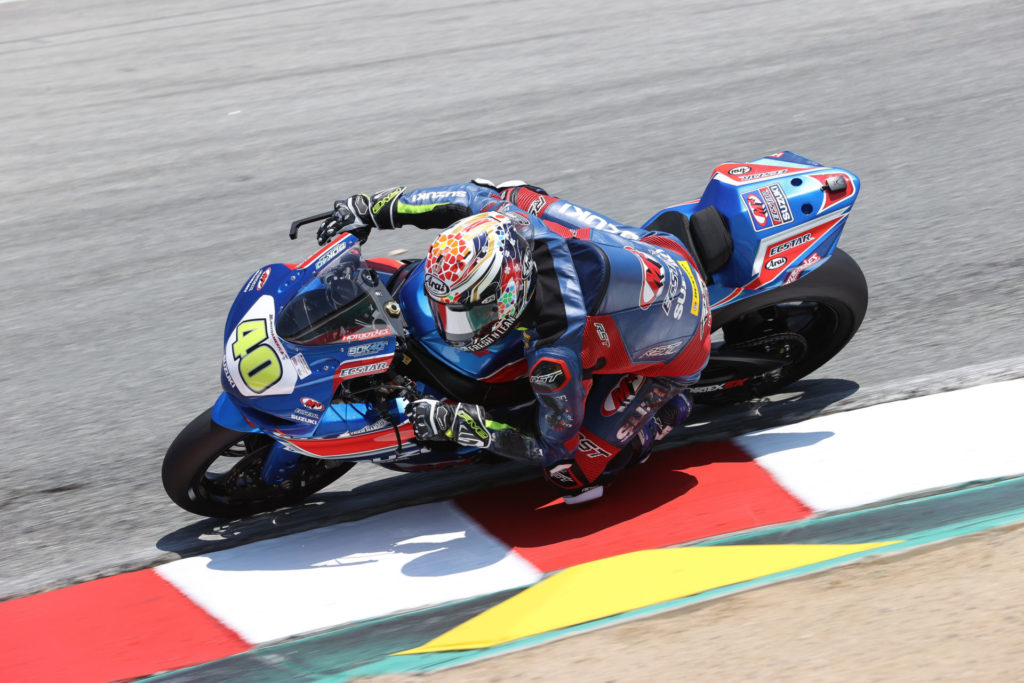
xmin=693 ymin=248 xmax=868 ymax=404
xmin=162 ymin=407 xmax=353 ymax=518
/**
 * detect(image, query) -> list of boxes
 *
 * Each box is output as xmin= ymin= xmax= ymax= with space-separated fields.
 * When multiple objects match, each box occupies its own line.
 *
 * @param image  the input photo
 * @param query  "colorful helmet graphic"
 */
xmin=423 ymin=212 xmax=535 ymax=351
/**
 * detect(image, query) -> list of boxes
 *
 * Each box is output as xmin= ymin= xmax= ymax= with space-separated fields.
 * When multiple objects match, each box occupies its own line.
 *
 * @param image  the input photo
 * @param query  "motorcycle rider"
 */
xmin=319 ymin=180 xmax=711 ymax=503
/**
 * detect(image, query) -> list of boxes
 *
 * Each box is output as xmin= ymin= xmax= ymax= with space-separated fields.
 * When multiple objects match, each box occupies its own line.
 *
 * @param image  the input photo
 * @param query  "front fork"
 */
xmin=210 ymin=394 xmax=306 ymax=485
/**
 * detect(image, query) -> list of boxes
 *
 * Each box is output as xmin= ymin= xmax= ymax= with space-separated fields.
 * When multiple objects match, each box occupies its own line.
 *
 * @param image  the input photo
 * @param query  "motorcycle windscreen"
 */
xmin=277 ymin=255 xmax=389 ymax=345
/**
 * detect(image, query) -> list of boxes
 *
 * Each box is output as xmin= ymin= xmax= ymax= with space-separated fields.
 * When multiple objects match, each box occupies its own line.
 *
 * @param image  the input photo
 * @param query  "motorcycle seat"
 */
xmin=646 ymin=207 xmax=733 ymax=283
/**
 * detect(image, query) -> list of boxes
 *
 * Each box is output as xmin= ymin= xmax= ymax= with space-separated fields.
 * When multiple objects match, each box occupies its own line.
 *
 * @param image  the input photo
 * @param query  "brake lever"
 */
xmin=289 ymin=211 xmax=334 ymax=240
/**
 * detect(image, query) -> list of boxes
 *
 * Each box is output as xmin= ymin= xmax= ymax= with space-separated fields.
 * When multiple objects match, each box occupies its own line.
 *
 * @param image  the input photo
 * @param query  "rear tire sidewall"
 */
xmin=698 ymin=248 xmax=868 ymax=403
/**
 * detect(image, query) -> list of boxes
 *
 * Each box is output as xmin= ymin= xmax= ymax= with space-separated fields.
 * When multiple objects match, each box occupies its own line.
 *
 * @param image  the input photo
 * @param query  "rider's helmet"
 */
xmin=423 ymin=211 xmax=535 ymax=351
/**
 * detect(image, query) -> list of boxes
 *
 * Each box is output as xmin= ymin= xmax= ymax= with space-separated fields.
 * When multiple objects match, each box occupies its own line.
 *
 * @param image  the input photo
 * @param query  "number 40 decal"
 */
xmin=231 ymin=319 xmax=283 ymax=393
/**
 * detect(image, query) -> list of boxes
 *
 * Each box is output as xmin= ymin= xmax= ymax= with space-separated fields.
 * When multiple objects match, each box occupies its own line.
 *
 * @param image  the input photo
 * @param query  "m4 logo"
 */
xmin=601 ymin=375 xmax=644 ymax=416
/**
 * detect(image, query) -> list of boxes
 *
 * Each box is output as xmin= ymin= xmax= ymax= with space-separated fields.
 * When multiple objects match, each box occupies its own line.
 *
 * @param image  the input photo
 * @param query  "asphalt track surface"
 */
xmin=2 ymin=0 xmax=1023 ymax=600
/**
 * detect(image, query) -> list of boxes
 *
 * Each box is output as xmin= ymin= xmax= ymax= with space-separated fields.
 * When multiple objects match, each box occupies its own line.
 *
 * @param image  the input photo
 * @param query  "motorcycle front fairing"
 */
xmin=216 ymin=234 xmax=419 ymax=460
xmin=642 ymin=151 xmax=861 ymax=312
xmin=213 ymin=235 xmax=484 ymax=478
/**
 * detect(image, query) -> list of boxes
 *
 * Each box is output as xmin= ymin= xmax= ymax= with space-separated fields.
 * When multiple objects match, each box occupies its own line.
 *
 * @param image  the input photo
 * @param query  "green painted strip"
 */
xmin=698 ymin=476 xmax=1024 ymax=547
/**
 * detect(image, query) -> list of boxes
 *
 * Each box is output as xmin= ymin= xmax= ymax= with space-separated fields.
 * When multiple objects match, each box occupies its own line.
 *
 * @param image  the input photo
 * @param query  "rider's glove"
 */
xmin=317 ymin=187 xmax=406 ymax=245
xmin=407 ymin=399 xmax=494 ymax=449
xmin=408 ymin=398 xmax=456 ymax=442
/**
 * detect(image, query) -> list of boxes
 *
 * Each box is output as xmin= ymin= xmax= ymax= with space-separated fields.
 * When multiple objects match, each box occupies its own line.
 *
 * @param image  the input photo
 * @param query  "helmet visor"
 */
xmin=429 ymin=298 xmax=501 ymax=348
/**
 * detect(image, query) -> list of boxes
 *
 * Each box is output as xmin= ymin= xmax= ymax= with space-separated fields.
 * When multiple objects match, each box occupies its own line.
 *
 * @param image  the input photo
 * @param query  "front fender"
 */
xmin=210 ymin=393 xmax=261 ymax=433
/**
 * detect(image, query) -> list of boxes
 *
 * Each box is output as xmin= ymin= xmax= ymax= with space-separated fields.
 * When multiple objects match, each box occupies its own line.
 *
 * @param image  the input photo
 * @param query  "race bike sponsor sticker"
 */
xmin=243 ymin=268 xmax=263 ymax=293
xmin=256 ymin=267 xmax=271 ymax=290
xmin=224 ymin=295 xmax=299 ymax=397
xmin=339 ymin=327 xmax=392 ymax=343
xmin=784 ymin=252 xmax=822 ymax=284
xmin=690 ymin=377 xmax=750 ymax=394
xmin=313 ymin=241 xmax=350 ymax=271
xmin=346 ymin=341 xmax=389 ymax=357
xmin=746 ymin=192 xmax=769 ymax=227
xmin=334 ymin=358 xmax=392 ymax=381
xmin=743 ymin=183 xmax=793 ymax=231
xmin=300 ymin=397 xmax=324 ymax=411
xmin=714 ymin=162 xmax=795 ymax=185
xmin=768 ymin=232 xmax=815 ymax=258
xmin=291 ymin=352 xmax=312 ymax=379
xmin=290 ymin=412 xmax=319 ymax=425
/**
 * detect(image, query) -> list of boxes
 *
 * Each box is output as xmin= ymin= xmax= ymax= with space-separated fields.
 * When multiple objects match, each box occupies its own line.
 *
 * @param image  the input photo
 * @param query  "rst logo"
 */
xmin=529 ymin=359 xmax=569 ymax=392
xmin=578 ymin=435 xmax=612 ymax=460
xmin=638 ymin=340 xmax=683 ymax=360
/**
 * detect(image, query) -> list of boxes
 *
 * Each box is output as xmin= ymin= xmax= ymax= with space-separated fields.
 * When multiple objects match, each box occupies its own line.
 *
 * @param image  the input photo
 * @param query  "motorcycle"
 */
xmin=163 ymin=151 xmax=868 ymax=517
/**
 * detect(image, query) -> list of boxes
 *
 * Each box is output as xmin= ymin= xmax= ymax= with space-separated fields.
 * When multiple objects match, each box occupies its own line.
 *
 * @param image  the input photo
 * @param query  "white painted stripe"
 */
xmin=736 ymin=380 xmax=1024 ymax=512
xmin=156 ymin=502 xmax=543 ymax=644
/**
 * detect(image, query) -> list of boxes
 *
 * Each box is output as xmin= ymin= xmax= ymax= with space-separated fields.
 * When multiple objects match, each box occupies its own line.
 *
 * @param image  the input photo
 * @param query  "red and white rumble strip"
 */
xmin=2 ymin=379 xmax=1023 ymax=682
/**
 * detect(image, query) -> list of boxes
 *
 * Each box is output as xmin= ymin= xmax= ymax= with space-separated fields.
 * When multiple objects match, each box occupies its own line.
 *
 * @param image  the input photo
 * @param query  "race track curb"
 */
xmin=2 ymin=379 xmax=1022 ymax=683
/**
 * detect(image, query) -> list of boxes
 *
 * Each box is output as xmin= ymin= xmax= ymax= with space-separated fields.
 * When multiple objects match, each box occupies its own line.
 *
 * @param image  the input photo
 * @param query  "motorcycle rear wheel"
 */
xmin=162 ymin=407 xmax=353 ymax=518
xmin=693 ymin=248 xmax=868 ymax=404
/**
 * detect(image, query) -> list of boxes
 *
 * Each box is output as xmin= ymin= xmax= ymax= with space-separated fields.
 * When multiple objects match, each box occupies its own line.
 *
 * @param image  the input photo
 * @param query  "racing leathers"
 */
xmin=333 ymin=180 xmax=711 ymax=498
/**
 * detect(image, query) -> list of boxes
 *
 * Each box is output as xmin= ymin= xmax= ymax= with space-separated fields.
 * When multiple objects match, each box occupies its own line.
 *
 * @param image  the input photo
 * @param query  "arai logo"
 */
xmin=424 ymin=274 xmax=450 ymax=297
xmin=766 ymin=257 xmax=788 ymax=270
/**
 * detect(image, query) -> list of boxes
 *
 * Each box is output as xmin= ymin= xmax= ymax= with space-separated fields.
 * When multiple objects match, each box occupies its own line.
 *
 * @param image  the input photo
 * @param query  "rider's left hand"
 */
xmin=407 ymin=398 xmax=455 ymax=442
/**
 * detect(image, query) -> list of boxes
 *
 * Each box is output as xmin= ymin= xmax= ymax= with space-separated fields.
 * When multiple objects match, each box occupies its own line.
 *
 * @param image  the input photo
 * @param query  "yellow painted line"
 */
xmin=398 ymin=542 xmax=899 ymax=654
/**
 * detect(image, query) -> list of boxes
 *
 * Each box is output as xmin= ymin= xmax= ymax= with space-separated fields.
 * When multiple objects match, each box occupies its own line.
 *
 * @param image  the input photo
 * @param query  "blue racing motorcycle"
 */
xmin=162 ymin=152 xmax=868 ymax=517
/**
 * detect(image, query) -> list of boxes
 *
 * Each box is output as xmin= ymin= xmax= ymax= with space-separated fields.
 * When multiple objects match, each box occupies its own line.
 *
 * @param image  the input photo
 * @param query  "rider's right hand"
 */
xmin=318 ymin=194 xmax=372 ymax=245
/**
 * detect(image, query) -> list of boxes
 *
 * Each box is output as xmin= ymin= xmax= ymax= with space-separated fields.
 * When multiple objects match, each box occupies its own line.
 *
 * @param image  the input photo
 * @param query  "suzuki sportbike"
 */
xmin=163 ymin=152 xmax=868 ymax=517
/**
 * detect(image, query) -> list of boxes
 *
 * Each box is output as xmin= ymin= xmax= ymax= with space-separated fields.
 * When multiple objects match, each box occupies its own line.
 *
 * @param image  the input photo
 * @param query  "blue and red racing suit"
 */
xmin=377 ymin=180 xmax=711 ymax=493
